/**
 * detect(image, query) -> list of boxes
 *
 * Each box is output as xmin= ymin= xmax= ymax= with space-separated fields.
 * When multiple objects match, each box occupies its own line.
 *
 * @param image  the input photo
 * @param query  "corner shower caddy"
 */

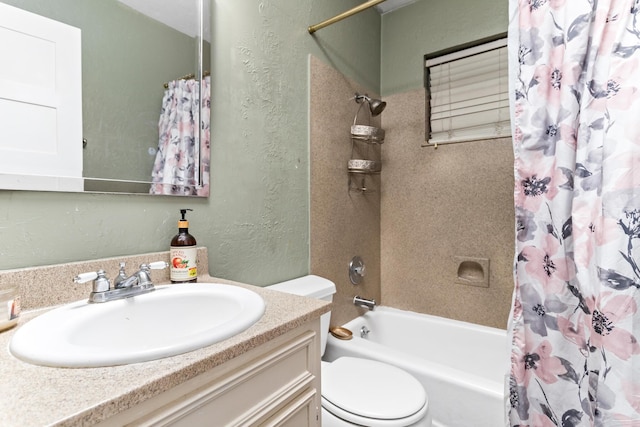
xmin=348 ymin=94 xmax=385 ymax=193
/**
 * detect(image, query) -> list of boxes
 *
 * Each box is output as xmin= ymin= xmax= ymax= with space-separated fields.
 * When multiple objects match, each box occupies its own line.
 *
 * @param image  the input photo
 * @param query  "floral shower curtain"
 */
xmin=150 ymin=76 xmax=210 ymax=196
xmin=508 ymin=0 xmax=640 ymax=425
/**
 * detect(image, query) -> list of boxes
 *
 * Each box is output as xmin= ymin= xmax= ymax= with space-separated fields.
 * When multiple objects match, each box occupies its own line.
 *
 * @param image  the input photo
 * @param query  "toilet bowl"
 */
xmin=268 ymin=275 xmax=431 ymax=427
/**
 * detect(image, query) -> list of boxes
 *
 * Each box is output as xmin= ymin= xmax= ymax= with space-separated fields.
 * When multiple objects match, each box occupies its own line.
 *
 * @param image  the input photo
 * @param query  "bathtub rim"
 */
xmin=326 ymin=306 xmax=507 ymax=400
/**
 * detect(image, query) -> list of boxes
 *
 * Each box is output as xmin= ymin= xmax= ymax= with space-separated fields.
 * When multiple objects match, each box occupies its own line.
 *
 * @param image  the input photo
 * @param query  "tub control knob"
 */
xmin=349 ymin=256 xmax=366 ymax=285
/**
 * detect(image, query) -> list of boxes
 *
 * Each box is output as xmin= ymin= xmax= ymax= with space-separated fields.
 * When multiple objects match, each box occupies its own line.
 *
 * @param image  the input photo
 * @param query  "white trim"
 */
xmin=425 ymin=38 xmax=508 ymax=67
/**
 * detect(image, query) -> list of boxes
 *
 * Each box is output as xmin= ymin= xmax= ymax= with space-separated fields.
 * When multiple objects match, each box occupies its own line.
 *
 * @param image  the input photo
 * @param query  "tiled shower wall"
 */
xmin=310 ymin=56 xmax=515 ymax=330
xmin=381 ymin=90 xmax=515 ymax=329
xmin=309 ymin=56 xmax=382 ymax=328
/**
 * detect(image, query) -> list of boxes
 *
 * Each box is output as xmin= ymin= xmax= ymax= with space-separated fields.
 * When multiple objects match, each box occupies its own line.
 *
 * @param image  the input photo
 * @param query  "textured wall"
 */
xmin=206 ymin=0 xmax=381 ymax=285
xmin=0 ymin=1 xmax=381 ymax=291
xmin=380 ymin=89 xmax=515 ymax=329
xmin=309 ymin=56 xmax=381 ymax=328
xmin=380 ymin=0 xmax=508 ymax=95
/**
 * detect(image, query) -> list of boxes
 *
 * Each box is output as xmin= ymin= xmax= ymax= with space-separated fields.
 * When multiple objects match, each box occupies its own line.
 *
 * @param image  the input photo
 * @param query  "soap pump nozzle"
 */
xmin=179 ymin=208 xmax=193 ymax=228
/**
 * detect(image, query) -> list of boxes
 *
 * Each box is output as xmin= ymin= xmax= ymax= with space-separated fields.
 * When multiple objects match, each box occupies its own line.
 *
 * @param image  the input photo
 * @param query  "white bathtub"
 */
xmin=323 ymin=307 xmax=507 ymax=427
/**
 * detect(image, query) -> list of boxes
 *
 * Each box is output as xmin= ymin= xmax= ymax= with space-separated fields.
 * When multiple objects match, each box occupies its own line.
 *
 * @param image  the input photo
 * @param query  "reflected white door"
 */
xmin=0 ymin=2 xmax=82 ymax=191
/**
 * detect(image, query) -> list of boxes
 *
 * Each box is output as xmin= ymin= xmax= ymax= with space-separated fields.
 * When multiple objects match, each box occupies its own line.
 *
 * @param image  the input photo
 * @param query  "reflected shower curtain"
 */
xmin=150 ymin=76 xmax=210 ymax=196
xmin=508 ymin=0 xmax=640 ymax=425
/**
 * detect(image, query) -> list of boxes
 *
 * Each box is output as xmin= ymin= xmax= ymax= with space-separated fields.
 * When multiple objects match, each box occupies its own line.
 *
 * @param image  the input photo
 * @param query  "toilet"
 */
xmin=268 ymin=275 xmax=431 ymax=427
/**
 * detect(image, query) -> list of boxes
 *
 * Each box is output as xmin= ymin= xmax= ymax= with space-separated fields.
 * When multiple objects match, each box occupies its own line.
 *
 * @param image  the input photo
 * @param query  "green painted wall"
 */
xmin=0 ymin=1 xmax=380 ymax=287
xmin=380 ymin=0 xmax=507 ymax=96
xmin=0 ymin=0 xmax=506 ymax=286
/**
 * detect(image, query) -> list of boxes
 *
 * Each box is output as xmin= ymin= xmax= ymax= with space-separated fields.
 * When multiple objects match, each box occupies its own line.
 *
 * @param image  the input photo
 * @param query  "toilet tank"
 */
xmin=267 ymin=275 xmax=336 ymax=356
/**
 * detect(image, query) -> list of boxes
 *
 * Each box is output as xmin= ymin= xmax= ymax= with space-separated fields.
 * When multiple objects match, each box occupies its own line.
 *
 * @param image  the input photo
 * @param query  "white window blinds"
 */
xmin=425 ymin=38 xmax=510 ymax=145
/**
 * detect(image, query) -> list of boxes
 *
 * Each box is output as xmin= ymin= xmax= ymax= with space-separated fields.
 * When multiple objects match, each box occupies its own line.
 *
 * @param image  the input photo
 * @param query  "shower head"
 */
xmin=355 ymin=93 xmax=386 ymax=116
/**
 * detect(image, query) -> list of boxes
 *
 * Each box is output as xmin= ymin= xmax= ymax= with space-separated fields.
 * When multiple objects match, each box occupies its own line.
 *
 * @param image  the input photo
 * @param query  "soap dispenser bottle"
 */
xmin=170 ymin=209 xmax=197 ymax=283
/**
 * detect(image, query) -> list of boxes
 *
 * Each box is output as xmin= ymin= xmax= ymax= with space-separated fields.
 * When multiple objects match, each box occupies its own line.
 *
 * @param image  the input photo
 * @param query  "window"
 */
xmin=424 ymin=35 xmax=510 ymax=146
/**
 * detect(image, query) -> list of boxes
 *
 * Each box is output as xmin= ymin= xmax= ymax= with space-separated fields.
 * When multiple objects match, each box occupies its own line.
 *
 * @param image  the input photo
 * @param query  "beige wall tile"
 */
xmin=380 ymin=89 xmax=515 ymax=329
xmin=310 ymin=58 xmax=515 ymax=330
xmin=309 ymin=56 xmax=382 ymax=328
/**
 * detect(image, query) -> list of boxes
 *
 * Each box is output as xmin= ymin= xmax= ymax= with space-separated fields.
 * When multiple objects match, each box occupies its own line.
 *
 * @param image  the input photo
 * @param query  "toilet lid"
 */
xmin=322 ymin=357 xmax=427 ymax=423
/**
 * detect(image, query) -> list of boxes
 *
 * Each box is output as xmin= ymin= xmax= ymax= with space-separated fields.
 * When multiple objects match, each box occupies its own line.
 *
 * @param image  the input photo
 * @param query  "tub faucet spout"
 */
xmin=353 ymin=295 xmax=376 ymax=310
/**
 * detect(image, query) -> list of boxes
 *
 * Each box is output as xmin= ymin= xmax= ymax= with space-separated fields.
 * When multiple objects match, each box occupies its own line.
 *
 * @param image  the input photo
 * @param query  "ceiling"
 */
xmin=116 ymin=0 xmax=415 ymax=39
xmin=374 ymin=0 xmax=419 ymax=14
xmin=117 ymin=0 xmax=210 ymax=40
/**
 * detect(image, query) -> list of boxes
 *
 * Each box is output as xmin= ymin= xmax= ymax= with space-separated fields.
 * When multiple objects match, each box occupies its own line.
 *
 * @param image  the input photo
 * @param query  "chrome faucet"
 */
xmin=360 ymin=326 xmax=371 ymax=338
xmin=74 ymin=261 xmax=168 ymax=303
xmin=353 ymin=295 xmax=376 ymax=310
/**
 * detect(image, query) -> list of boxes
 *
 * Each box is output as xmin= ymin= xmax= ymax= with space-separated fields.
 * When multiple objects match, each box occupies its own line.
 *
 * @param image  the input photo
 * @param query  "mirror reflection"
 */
xmin=0 ymin=0 xmax=210 ymax=196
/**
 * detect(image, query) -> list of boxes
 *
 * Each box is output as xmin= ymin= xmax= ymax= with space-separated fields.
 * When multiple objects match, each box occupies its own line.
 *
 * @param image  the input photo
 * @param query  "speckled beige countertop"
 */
xmin=0 ymin=249 xmax=329 ymax=426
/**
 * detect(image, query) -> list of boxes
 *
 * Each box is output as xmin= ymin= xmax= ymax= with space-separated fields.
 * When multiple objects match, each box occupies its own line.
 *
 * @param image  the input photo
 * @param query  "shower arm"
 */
xmin=308 ymin=0 xmax=387 ymax=34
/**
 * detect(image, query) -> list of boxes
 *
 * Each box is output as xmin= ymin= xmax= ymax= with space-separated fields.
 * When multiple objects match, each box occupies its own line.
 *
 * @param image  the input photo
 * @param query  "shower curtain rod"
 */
xmin=308 ymin=0 xmax=386 ymax=34
xmin=163 ymin=71 xmax=210 ymax=89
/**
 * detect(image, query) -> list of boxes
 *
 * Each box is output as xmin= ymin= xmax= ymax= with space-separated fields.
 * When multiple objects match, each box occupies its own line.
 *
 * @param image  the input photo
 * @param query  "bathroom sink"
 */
xmin=9 ymin=283 xmax=265 ymax=368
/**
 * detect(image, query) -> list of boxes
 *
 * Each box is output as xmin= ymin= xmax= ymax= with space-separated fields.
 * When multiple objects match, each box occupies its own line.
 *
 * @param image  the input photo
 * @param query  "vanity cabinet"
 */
xmin=98 ymin=320 xmax=321 ymax=427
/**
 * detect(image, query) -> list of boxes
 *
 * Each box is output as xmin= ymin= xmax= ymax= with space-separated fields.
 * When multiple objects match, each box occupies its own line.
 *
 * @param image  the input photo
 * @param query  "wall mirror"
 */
xmin=0 ymin=0 xmax=211 ymax=196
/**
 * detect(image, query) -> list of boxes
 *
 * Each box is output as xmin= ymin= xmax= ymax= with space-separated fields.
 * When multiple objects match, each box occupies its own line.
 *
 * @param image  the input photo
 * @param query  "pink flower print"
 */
xmin=559 ymin=122 xmax=577 ymax=150
xmin=514 ymin=101 xmax=524 ymax=119
xmin=590 ymin=294 xmax=640 ymax=360
xmin=515 ymin=153 xmax=559 ymax=212
xmin=557 ymin=315 xmax=589 ymax=353
xmin=533 ymin=62 xmax=561 ymax=105
xmin=512 ymin=290 xmax=524 ymax=322
xmin=514 ymin=125 xmax=524 ymax=145
xmin=519 ymin=0 xmax=550 ymax=30
xmin=596 ymin=0 xmax=630 ymax=56
xmin=533 ymin=45 xmax=579 ymax=107
xmin=621 ymin=378 xmax=640 ymax=416
xmin=522 ymin=234 xmax=576 ymax=293
xmin=571 ymin=198 xmax=617 ymax=268
xmin=517 ymin=172 xmax=552 ymax=212
xmin=556 ymin=286 xmax=595 ymax=354
xmin=548 ymin=0 xmax=565 ymax=9
xmin=590 ymin=57 xmax=640 ymax=112
xmin=520 ymin=340 xmax=567 ymax=386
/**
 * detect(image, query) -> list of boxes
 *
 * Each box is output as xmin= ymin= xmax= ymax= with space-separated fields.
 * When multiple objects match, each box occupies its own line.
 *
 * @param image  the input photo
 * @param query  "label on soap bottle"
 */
xmin=170 ymin=246 xmax=198 ymax=282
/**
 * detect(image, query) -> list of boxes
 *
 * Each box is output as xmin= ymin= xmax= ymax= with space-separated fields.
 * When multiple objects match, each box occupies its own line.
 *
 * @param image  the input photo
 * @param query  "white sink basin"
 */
xmin=9 ymin=283 xmax=265 ymax=368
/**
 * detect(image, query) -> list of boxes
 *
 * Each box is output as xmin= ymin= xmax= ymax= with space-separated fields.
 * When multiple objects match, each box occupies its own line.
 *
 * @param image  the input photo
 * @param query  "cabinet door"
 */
xmin=98 ymin=320 xmax=321 ymax=427
xmin=166 ymin=331 xmax=317 ymax=426
xmin=262 ymin=389 xmax=319 ymax=427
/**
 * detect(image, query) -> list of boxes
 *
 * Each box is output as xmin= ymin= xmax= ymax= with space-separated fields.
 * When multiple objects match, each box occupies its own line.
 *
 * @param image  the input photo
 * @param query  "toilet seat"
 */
xmin=322 ymin=357 xmax=428 ymax=427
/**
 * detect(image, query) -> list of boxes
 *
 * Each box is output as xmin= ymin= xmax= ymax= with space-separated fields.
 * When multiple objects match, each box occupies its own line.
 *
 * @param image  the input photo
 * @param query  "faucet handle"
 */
xmin=74 ymin=270 xmax=110 ymax=293
xmin=74 ymin=271 xmax=98 ymax=284
xmin=146 ymin=261 xmax=169 ymax=270
xmin=134 ymin=261 xmax=168 ymax=287
xmin=349 ymin=256 xmax=366 ymax=285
